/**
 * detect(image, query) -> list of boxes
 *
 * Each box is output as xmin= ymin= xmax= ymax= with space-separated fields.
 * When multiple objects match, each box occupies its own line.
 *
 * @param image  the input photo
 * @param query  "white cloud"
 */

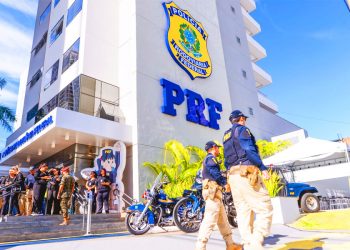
xmin=0 ymin=18 xmax=32 ymax=79
xmin=0 ymin=88 xmax=17 ymax=108
xmin=0 ymin=0 xmax=38 ymax=17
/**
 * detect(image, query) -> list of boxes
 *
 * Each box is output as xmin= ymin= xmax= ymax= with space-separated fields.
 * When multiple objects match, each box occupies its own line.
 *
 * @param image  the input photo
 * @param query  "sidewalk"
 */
xmin=1 ymin=224 xmax=350 ymax=250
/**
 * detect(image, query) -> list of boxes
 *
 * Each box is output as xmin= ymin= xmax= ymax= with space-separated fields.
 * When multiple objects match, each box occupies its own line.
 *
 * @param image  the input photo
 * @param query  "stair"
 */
xmin=0 ymin=214 xmax=126 ymax=243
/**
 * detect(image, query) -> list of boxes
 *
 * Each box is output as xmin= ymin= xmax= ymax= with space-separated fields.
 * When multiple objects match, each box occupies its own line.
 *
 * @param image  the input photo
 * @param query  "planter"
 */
xmin=271 ymin=197 xmax=300 ymax=224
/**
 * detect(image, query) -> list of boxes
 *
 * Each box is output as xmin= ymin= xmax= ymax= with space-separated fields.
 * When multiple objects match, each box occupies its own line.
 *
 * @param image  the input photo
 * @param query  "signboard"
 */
xmin=163 ymin=2 xmax=212 ymax=79
xmin=81 ymin=141 xmax=126 ymax=213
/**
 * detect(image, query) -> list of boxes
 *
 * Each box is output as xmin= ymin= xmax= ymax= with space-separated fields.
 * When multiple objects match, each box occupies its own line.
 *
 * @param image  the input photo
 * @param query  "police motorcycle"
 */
xmin=125 ymin=173 xmax=178 ymax=235
xmin=173 ymin=169 xmax=237 ymax=233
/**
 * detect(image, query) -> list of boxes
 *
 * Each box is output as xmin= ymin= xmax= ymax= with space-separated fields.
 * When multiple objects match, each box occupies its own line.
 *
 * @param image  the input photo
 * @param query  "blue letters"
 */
xmin=184 ymin=89 xmax=209 ymax=127
xmin=160 ymin=78 xmax=185 ymax=116
xmin=160 ymin=78 xmax=222 ymax=130
xmin=206 ymin=98 xmax=222 ymax=130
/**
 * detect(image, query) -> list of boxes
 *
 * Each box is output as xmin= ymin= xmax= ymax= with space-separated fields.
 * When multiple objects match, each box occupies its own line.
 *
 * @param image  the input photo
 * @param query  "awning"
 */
xmin=263 ymin=137 xmax=348 ymax=166
xmin=0 ymin=107 xmax=132 ymax=167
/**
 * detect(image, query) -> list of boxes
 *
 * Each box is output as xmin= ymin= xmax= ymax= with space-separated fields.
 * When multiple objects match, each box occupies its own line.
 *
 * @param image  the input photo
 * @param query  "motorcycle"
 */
xmin=125 ymin=173 xmax=178 ymax=235
xmin=173 ymin=188 xmax=238 ymax=233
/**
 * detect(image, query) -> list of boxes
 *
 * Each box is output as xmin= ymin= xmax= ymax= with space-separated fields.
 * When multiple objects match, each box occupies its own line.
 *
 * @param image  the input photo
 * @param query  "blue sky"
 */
xmin=0 ymin=0 xmax=37 ymax=148
xmin=252 ymin=0 xmax=350 ymax=140
xmin=0 ymin=0 xmax=349 ymax=151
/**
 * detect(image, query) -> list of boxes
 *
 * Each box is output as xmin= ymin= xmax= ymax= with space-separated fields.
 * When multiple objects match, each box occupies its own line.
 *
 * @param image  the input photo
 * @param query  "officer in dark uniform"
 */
xmin=96 ymin=168 xmax=111 ymax=214
xmin=46 ymin=168 xmax=61 ymax=215
xmin=33 ymin=163 xmax=50 ymax=215
xmin=223 ymin=110 xmax=273 ymax=250
xmin=195 ymin=141 xmax=242 ymax=250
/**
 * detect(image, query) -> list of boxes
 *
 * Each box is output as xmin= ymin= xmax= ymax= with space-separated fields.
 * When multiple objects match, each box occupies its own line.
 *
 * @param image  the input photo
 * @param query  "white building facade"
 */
xmin=1 ymin=0 xmax=300 ymax=197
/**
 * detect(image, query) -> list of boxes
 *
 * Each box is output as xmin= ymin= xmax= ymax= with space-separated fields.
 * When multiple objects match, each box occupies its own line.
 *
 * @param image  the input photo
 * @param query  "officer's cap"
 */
xmin=229 ymin=110 xmax=248 ymax=122
xmin=205 ymin=141 xmax=221 ymax=151
xmin=29 ymin=166 xmax=35 ymax=171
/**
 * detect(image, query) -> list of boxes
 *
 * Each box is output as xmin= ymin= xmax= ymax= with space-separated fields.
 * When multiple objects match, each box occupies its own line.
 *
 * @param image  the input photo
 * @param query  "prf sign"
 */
xmin=163 ymin=2 xmax=212 ymax=80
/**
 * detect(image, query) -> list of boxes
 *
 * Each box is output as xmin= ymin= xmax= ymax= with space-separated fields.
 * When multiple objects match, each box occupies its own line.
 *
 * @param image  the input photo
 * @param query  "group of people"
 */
xmin=195 ymin=110 xmax=273 ymax=250
xmin=0 ymin=163 xmax=75 ymax=225
xmin=0 ymin=162 xmax=114 ymax=226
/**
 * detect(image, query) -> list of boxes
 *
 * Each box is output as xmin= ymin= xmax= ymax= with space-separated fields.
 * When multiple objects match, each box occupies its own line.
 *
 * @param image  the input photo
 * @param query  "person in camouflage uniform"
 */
xmin=57 ymin=166 xmax=75 ymax=226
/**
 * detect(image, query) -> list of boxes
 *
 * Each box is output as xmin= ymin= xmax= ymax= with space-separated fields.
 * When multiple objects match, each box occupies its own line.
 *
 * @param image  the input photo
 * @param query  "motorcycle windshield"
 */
xmin=150 ymin=173 xmax=163 ymax=196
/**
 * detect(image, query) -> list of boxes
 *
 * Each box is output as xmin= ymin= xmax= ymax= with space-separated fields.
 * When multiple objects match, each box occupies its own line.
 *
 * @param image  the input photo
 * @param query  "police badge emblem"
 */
xmin=163 ymin=2 xmax=212 ymax=80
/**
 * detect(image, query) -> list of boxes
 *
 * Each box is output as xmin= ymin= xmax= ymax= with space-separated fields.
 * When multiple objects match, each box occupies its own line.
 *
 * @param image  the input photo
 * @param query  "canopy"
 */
xmin=263 ymin=137 xmax=348 ymax=166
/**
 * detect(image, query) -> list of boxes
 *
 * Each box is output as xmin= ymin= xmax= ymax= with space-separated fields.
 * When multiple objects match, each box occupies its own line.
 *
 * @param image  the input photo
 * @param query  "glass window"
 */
xmin=80 ymin=75 xmax=96 ymax=96
xmin=101 ymin=82 xmax=119 ymax=104
xmin=26 ymin=104 xmax=39 ymax=122
xmin=28 ymin=68 xmax=43 ymax=88
xmin=32 ymin=32 xmax=47 ymax=56
xmin=50 ymin=17 xmax=64 ymax=45
xmin=58 ymin=77 xmax=80 ymax=111
xmin=40 ymin=4 xmax=51 ymax=24
xmin=79 ymin=93 xmax=95 ymax=116
xmin=62 ymin=38 xmax=80 ymax=73
xmin=44 ymin=60 xmax=59 ymax=90
xmin=54 ymin=0 xmax=61 ymax=7
xmin=67 ymin=0 xmax=83 ymax=26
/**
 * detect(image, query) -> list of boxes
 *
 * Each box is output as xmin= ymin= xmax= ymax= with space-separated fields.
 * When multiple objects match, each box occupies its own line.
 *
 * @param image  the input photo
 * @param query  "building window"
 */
xmin=54 ymin=0 xmax=61 ymax=7
xmin=62 ymin=38 xmax=80 ymax=73
xmin=242 ymin=70 xmax=247 ymax=78
xmin=236 ymin=36 xmax=241 ymax=45
xmin=67 ymin=0 xmax=83 ymax=26
xmin=36 ymin=77 xmax=80 ymax=123
xmin=248 ymin=107 xmax=254 ymax=116
xmin=28 ymin=68 xmax=43 ymax=88
xmin=231 ymin=6 xmax=235 ymax=14
xmin=31 ymin=32 xmax=48 ymax=57
xmin=43 ymin=60 xmax=59 ymax=90
xmin=50 ymin=17 xmax=64 ymax=45
xmin=27 ymin=104 xmax=39 ymax=122
xmin=39 ymin=4 xmax=51 ymax=24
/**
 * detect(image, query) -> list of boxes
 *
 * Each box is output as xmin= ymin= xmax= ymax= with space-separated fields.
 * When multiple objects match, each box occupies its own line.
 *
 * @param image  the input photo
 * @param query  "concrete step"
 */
xmin=0 ymin=214 xmax=126 ymax=243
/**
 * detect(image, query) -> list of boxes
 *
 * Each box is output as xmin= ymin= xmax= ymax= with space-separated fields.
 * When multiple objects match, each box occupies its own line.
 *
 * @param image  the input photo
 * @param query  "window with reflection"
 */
xmin=62 ymin=38 xmax=80 ymax=73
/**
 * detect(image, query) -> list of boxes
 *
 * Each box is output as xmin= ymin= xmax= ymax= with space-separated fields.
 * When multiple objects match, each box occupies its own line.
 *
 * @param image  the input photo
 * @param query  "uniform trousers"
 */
xmin=33 ymin=184 xmax=46 ymax=214
xmin=18 ymin=192 xmax=26 ymax=215
xmin=60 ymin=196 xmax=71 ymax=219
xmin=96 ymin=191 xmax=109 ymax=214
xmin=195 ymin=189 xmax=234 ymax=250
xmin=46 ymin=189 xmax=60 ymax=215
xmin=25 ymin=189 xmax=33 ymax=216
xmin=228 ymin=166 xmax=273 ymax=250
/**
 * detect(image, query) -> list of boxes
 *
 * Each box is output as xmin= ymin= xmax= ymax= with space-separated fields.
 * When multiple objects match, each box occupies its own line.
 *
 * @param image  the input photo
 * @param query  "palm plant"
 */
xmin=0 ymin=77 xmax=16 ymax=131
xmin=144 ymin=140 xmax=207 ymax=198
xmin=262 ymin=168 xmax=284 ymax=197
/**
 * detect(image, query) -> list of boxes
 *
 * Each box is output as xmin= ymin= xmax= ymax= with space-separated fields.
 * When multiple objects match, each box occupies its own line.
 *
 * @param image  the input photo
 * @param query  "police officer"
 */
xmin=96 ymin=168 xmax=111 ymax=214
xmin=57 ymin=166 xmax=74 ymax=225
xmin=46 ymin=168 xmax=61 ymax=215
xmin=33 ymin=163 xmax=50 ymax=215
xmin=223 ymin=110 xmax=273 ymax=250
xmin=195 ymin=141 xmax=242 ymax=250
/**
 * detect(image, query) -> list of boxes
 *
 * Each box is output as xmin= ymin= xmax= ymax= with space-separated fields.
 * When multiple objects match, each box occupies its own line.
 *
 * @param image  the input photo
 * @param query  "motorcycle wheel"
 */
xmin=125 ymin=211 xmax=151 ymax=235
xmin=174 ymin=197 xmax=203 ymax=233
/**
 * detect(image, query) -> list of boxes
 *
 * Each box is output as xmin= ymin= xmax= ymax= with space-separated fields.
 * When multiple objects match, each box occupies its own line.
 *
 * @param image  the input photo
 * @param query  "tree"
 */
xmin=256 ymin=139 xmax=291 ymax=159
xmin=143 ymin=140 xmax=208 ymax=198
xmin=0 ymin=77 xmax=16 ymax=131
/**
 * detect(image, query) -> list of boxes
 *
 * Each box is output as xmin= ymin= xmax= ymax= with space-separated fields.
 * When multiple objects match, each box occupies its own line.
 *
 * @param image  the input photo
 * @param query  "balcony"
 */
xmin=246 ymin=34 xmax=266 ymax=62
xmin=258 ymin=92 xmax=278 ymax=114
xmin=241 ymin=7 xmax=260 ymax=36
xmin=252 ymin=62 xmax=272 ymax=88
xmin=240 ymin=0 xmax=256 ymax=13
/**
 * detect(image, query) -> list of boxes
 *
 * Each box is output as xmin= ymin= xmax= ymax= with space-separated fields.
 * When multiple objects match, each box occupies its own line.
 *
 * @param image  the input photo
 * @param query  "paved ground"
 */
xmin=1 ymin=225 xmax=349 ymax=250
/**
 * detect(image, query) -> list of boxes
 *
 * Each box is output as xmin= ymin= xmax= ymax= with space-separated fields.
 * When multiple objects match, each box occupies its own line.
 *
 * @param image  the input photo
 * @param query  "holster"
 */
xmin=202 ymin=179 xmax=222 ymax=200
xmin=240 ymin=165 xmax=260 ymax=187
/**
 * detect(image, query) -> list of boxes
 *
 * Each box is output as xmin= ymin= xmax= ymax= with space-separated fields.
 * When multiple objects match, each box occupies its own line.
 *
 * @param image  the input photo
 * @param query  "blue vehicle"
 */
xmin=276 ymin=167 xmax=320 ymax=213
xmin=125 ymin=174 xmax=178 ymax=235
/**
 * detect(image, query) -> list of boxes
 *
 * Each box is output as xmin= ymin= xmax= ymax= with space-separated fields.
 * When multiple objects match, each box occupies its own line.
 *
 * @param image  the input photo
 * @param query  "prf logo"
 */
xmin=163 ymin=2 xmax=212 ymax=80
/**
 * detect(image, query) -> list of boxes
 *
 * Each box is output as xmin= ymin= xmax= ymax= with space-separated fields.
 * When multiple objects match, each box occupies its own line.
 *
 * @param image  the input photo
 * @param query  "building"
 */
xmin=0 ymin=0 xmax=300 ymax=198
